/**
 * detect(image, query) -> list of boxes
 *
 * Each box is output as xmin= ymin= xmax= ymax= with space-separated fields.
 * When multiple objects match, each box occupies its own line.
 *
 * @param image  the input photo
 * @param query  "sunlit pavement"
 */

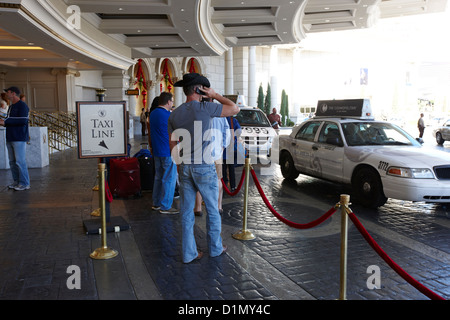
xmin=0 ymin=134 xmax=448 ymax=301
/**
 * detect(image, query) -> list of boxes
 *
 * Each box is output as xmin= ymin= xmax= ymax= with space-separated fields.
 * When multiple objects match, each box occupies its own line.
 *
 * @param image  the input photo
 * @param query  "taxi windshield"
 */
xmin=236 ymin=109 xmax=271 ymax=127
xmin=342 ymin=122 xmax=420 ymax=147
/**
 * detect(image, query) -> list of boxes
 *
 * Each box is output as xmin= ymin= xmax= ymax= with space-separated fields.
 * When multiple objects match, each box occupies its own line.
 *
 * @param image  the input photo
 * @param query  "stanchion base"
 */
xmin=83 ymin=216 xmax=130 ymax=234
xmin=90 ymin=208 xmax=101 ymax=217
xmin=90 ymin=247 xmax=118 ymax=260
xmin=232 ymin=229 xmax=255 ymax=241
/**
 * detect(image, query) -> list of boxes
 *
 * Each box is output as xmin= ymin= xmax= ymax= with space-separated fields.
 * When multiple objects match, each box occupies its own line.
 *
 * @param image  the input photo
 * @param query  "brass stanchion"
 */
xmin=90 ymin=163 xmax=118 ymax=260
xmin=232 ymin=158 xmax=255 ymax=240
xmin=339 ymin=194 xmax=350 ymax=300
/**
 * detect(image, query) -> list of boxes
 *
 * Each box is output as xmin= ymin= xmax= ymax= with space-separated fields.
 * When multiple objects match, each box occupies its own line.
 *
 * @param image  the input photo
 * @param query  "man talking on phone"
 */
xmin=168 ymin=73 xmax=239 ymax=263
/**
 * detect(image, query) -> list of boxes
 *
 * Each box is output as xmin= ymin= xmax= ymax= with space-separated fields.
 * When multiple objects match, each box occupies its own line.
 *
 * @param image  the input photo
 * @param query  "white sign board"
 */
xmin=76 ymin=101 xmax=128 ymax=159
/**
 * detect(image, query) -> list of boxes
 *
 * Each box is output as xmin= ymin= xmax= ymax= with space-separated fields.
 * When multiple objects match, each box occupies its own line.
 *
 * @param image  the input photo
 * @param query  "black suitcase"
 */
xmin=133 ymin=143 xmax=155 ymax=191
xmin=138 ymin=155 xmax=154 ymax=191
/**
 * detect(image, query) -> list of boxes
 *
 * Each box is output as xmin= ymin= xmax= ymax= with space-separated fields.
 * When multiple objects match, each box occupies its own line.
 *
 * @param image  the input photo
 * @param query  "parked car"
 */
xmin=225 ymin=95 xmax=276 ymax=157
xmin=432 ymin=119 xmax=450 ymax=145
xmin=278 ymin=99 xmax=450 ymax=208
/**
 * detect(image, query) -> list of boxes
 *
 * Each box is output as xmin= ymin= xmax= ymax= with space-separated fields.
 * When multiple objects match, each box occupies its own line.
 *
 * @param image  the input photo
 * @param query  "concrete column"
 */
xmin=225 ymin=48 xmax=234 ymax=95
xmin=175 ymin=86 xmax=183 ymax=107
xmin=233 ymin=47 xmax=248 ymax=98
xmin=102 ymin=70 xmax=133 ymax=137
xmin=102 ymin=70 xmax=130 ymax=110
xmin=270 ymin=47 xmax=279 ymax=111
xmin=51 ymin=68 xmax=80 ymax=113
xmin=292 ymin=48 xmax=302 ymax=118
xmin=248 ymin=46 xmax=256 ymax=107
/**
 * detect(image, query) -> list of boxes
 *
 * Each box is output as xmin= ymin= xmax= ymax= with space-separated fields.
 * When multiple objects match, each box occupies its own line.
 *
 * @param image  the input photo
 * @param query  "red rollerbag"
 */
xmin=109 ymin=157 xmax=141 ymax=198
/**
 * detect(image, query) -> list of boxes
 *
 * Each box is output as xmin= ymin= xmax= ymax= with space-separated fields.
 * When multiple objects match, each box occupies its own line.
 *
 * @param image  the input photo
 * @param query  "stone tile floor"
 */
xmin=0 ymin=136 xmax=448 ymax=305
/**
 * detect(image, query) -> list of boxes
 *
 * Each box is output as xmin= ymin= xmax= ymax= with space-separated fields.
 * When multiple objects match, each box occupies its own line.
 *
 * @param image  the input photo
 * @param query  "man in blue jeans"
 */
xmin=0 ymin=87 xmax=30 ymax=191
xmin=149 ymin=92 xmax=178 ymax=214
xmin=168 ymin=73 xmax=239 ymax=263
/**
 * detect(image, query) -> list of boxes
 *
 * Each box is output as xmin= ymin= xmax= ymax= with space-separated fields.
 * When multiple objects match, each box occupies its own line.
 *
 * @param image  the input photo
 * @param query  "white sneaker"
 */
xmin=159 ymin=207 xmax=179 ymax=214
xmin=14 ymin=185 xmax=30 ymax=191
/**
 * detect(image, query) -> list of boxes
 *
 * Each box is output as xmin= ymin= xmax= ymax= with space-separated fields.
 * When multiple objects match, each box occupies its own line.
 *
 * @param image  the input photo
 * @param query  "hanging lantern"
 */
xmin=142 ymin=90 xmax=147 ymax=106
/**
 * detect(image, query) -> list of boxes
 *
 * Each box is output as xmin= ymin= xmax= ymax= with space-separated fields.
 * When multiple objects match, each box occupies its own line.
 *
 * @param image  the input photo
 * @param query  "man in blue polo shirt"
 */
xmin=0 ymin=86 xmax=30 ymax=191
xmin=149 ymin=92 xmax=178 ymax=214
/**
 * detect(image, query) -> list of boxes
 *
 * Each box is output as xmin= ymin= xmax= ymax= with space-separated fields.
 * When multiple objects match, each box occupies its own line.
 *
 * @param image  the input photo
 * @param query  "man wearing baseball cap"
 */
xmin=0 ymin=86 xmax=31 ymax=191
xmin=168 ymin=73 xmax=239 ymax=263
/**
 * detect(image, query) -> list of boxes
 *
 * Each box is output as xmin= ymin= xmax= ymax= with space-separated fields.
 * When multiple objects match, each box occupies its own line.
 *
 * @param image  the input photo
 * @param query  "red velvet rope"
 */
xmin=347 ymin=209 xmax=445 ymax=300
xmin=105 ymin=181 xmax=113 ymax=203
xmin=222 ymin=167 xmax=246 ymax=196
xmin=250 ymin=169 xmax=337 ymax=229
xmin=235 ymin=166 xmax=444 ymax=300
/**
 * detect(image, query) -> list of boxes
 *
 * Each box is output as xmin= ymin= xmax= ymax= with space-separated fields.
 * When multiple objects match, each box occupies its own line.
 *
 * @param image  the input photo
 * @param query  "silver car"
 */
xmin=433 ymin=119 xmax=450 ymax=145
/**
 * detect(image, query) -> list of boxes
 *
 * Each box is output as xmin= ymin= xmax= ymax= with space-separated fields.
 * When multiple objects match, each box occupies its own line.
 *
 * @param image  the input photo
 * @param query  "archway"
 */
xmin=183 ymin=57 xmax=204 ymax=75
xmin=133 ymin=58 xmax=150 ymax=113
xmin=187 ymin=57 xmax=199 ymax=73
xmin=159 ymin=58 xmax=176 ymax=94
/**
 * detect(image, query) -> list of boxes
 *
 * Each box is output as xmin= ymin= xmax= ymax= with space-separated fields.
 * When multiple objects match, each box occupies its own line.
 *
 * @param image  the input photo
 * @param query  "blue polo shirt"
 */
xmin=149 ymin=107 xmax=171 ymax=157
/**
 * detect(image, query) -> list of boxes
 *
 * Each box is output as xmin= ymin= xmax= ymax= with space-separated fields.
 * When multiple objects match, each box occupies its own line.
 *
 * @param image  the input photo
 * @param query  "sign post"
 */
xmin=77 ymin=101 xmax=130 ymax=236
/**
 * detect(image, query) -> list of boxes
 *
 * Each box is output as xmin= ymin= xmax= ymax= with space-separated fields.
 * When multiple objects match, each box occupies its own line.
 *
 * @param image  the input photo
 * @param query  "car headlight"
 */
xmin=387 ymin=167 xmax=434 ymax=179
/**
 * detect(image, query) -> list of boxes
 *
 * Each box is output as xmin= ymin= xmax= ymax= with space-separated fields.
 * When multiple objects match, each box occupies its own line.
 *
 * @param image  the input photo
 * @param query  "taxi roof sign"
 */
xmin=236 ymin=95 xmax=246 ymax=107
xmin=224 ymin=94 xmax=247 ymax=107
xmin=315 ymin=99 xmax=373 ymax=119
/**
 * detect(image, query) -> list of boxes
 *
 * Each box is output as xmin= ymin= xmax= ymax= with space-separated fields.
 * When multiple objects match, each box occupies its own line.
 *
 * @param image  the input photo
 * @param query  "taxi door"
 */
xmin=313 ymin=121 xmax=345 ymax=182
xmin=291 ymin=121 xmax=322 ymax=175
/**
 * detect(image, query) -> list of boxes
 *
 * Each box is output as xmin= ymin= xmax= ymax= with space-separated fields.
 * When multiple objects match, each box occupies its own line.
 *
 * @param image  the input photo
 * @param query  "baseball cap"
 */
xmin=4 ymin=86 xmax=21 ymax=95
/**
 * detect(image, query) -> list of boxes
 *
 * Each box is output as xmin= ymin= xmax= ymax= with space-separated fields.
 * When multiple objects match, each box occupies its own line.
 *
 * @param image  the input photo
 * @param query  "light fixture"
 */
xmin=0 ymin=46 xmax=44 ymax=50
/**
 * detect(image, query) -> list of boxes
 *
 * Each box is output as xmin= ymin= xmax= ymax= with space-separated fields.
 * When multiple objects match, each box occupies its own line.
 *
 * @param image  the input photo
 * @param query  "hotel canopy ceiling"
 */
xmin=0 ymin=0 xmax=447 ymax=70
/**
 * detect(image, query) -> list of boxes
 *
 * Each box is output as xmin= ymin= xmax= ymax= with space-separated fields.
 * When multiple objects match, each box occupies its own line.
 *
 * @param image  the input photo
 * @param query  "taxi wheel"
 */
xmin=280 ymin=152 xmax=299 ymax=180
xmin=352 ymin=167 xmax=387 ymax=208
xmin=436 ymin=132 xmax=444 ymax=145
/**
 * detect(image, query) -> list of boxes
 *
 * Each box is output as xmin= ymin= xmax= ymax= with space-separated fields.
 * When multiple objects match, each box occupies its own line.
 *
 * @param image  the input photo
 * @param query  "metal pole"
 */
xmin=90 ymin=163 xmax=118 ymax=260
xmin=232 ymin=158 xmax=255 ymax=240
xmin=339 ymin=194 xmax=350 ymax=300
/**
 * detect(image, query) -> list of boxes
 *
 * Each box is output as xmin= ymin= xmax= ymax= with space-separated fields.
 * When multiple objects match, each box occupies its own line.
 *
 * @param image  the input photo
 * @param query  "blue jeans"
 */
xmin=6 ymin=141 xmax=30 ymax=187
xmin=152 ymin=156 xmax=177 ymax=210
xmin=179 ymin=164 xmax=222 ymax=263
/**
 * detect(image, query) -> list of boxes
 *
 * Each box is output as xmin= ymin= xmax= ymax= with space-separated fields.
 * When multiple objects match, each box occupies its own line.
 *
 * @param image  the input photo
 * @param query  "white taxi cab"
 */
xmin=225 ymin=95 xmax=276 ymax=157
xmin=278 ymin=99 xmax=450 ymax=207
